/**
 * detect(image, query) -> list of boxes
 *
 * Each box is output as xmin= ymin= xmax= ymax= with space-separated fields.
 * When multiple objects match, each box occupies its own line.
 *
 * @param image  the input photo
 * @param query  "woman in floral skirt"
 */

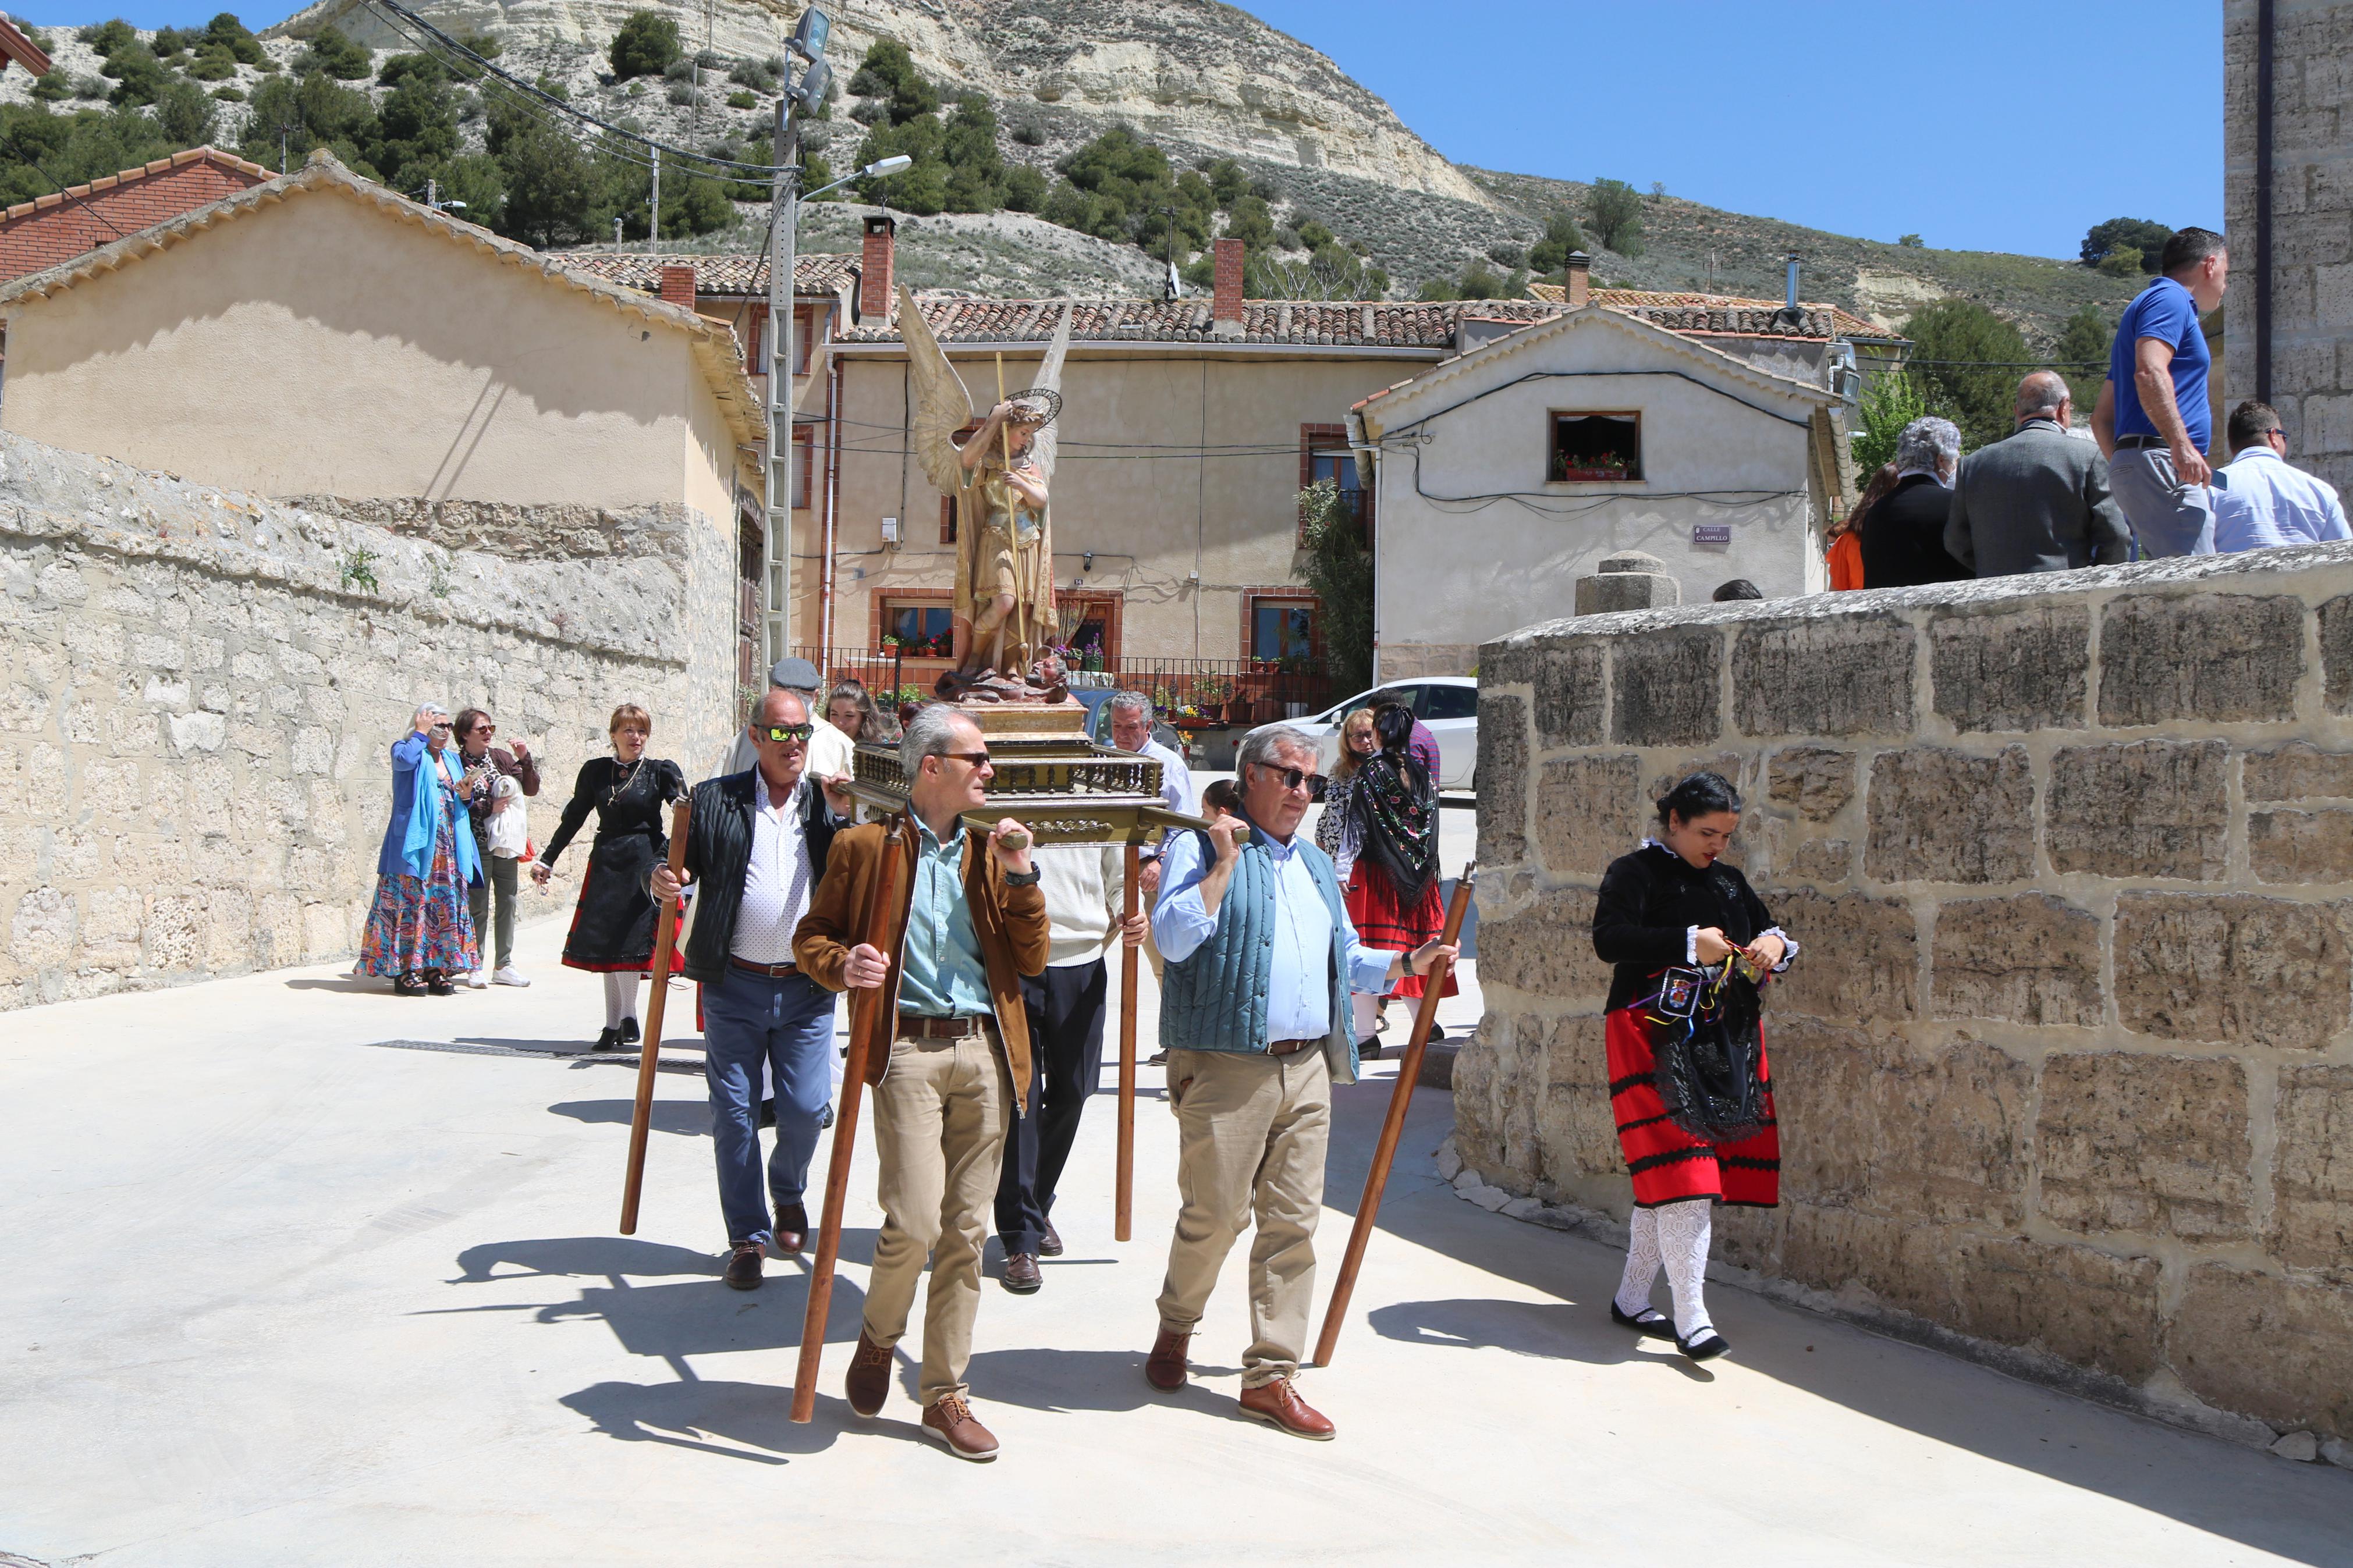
xmin=360 ymin=703 xmax=481 ymax=995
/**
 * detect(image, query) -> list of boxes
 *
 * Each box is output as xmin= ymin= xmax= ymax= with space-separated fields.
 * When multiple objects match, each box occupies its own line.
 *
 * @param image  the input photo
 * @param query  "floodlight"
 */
xmin=792 ymin=56 xmax=831 ymax=110
xmin=789 ymin=7 xmax=829 ymax=60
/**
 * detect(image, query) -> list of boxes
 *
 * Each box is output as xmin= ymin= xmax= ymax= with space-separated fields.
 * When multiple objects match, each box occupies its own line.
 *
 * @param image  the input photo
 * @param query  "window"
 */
xmin=794 ymin=305 xmax=818 ymax=374
xmin=1549 ymin=411 xmax=1642 ymax=482
xmin=1252 ymin=598 xmax=1317 ymax=662
xmin=1298 ymin=423 xmax=1368 ymax=542
xmin=790 ymin=425 xmax=814 ymax=509
xmin=1059 ymin=593 xmax=1122 ymax=662
xmin=1420 ymin=684 xmax=1479 ymax=720
xmin=882 ymin=600 xmax=955 ymax=657
xmin=744 ymin=304 xmax=765 ymax=376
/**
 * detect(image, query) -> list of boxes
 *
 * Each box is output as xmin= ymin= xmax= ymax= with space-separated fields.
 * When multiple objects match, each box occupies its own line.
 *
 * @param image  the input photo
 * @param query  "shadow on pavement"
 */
xmin=1318 ymin=1080 xmax=2352 ymax=1565
xmin=547 ymin=1098 xmax=709 ymax=1137
xmin=963 ymin=1347 xmax=1258 ymax=1424
xmin=559 ymin=1379 xmax=871 ymax=1463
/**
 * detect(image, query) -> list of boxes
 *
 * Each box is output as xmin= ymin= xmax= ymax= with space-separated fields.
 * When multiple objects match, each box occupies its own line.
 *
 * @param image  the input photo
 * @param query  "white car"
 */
xmin=1244 ymin=675 xmax=1479 ymax=790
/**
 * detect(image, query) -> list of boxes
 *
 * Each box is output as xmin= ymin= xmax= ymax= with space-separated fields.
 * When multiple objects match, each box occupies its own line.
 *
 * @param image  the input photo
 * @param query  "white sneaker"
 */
xmin=492 ymin=966 xmax=531 ymax=987
xmin=465 ymin=970 xmax=488 ymax=990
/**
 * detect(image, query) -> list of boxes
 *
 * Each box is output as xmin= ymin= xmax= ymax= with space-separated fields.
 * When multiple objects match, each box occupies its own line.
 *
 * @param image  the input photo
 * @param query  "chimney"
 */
xmin=1784 ymin=251 xmax=1801 ymax=311
xmin=1212 ymin=237 xmax=1244 ymax=336
xmin=658 ymin=264 xmax=697 ymax=311
xmin=1563 ymin=250 xmax=1590 ymax=308
xmin=860 ymin=214 xmax=896 ymax=323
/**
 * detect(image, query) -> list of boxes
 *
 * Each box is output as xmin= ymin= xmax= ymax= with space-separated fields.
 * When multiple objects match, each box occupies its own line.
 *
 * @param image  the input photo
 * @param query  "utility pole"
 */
xmin=426 ymin=177 xmax=436 ymax=209
xmin=765 ymin=94 xmax=798 ymax=662
xmin=649 ymin=145 xmax=661 ymax=248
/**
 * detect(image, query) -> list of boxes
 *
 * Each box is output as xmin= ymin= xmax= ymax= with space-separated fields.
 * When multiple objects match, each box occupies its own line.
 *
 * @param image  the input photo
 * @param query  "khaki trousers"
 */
xmin=1154 ymin=1046 xmax=1331 ymax=1387
xmin=864 ymin=1029 xmax=1014 ymax=1407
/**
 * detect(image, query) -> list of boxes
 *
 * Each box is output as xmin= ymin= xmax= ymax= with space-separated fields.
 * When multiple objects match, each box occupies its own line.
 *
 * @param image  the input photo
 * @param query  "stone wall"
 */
xmin=2225 ymin=0 xmax=2353 ymax=495
xmin=1463 ymin=547 xmax=2353 ymax=1450
xmin=0 ymin=432 xmax=737 ymax=1010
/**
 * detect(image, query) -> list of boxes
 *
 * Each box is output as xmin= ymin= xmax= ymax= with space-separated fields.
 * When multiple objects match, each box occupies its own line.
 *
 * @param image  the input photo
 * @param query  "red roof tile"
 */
xmin=557 ymin=250 xmax=857 ymax=298
xmin=1528 ymin=280 xmax=1903 ymax=342
xmin=0 ymin=145 xmax=270 ymax=224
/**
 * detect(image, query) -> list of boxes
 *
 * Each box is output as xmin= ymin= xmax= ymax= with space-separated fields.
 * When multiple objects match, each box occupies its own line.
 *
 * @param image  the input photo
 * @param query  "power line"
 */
xmin=362 ymin=0 xmax=785 ymax=176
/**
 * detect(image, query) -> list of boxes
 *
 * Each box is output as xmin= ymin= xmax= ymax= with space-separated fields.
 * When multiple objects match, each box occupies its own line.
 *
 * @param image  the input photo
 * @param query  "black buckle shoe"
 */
xmin=1611 ymin=1302 xmax=1676 ymax=1340
xmin=1676 ymin=1325 xmax=1730 ymax=1361
xmin=619 ymin=1016 xmax=641 ymax=1044
xmin=593 ymin=1027 xmax=622 ymax=1052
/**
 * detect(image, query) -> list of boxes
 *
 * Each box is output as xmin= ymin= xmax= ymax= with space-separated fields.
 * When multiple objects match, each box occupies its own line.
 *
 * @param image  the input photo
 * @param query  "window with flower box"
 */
xmin=1549 ymin=411 xmax=1642 ymax=482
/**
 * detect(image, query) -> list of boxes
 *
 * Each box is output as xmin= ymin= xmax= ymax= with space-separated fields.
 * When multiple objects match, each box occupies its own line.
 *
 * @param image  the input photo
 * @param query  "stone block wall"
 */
xmin=1464 ymin=547 xmax=2353 ymax=1447
xmin=2225 ymin=0 xmax=2353 ymax=495
xmin=0 ymin=432 xmax=738 ymax=1010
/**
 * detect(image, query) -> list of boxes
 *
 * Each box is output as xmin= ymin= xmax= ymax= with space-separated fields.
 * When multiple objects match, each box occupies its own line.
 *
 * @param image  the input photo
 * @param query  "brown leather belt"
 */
xmin=1269 ymin=1037 xmax=1321 ymax=1057
xmin=731 ymin=957 xmax=800 ymax=978
xmin=899 ymin=1013 xmax=992 ymax=1039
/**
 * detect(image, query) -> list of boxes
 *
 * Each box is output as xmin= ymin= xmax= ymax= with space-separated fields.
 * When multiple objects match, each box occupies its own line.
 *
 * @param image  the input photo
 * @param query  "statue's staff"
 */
xmin=1116 ymin=841 xmax=1140 ymax=1240
xmin=1312 ymin=863 xmax=1477 ymax=1366
xmin=790 ymin=814 xmax=908 ymax=1424
xmin=617 ymin=799 xmax=691 ymax=1235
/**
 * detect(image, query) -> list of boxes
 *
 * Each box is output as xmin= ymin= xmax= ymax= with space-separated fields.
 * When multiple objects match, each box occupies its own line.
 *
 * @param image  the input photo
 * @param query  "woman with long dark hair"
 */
xmin=1337 ymin=701 xmax=1456 ymax=1055
xmin=1590 ymin=771 xmax=1794 ymax=1361
xmin=531 ymin=703 xmax=687 ymax=1050
xmin=1827 ymin=463 xmax=1896 ymax=590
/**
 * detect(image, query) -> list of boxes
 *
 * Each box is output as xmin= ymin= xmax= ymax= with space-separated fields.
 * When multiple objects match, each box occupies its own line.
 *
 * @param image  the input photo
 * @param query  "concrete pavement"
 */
xmin=2 ymin=911 xmax=2348 ymax=1567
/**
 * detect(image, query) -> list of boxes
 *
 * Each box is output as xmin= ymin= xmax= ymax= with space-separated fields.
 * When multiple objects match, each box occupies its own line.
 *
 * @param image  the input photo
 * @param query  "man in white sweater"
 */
xmin=992 ymin=842 xmax=1148 ymax=1293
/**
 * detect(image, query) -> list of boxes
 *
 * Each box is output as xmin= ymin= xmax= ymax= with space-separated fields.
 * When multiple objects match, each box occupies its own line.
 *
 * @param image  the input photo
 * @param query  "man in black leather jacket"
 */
xmin=654 ymin=688 xmax=854 ymax=1289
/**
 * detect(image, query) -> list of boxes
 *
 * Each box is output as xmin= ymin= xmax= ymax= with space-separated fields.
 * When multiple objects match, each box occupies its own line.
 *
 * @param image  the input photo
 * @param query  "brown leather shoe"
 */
xmin=1144 ymin=1325 xmax=1191 ymax=1392
xmin=1039 ymin=1218 xmax=1064 ymax=1257
xmin=723 ymin=1240 xmax=762 ymax=1290
xmin=772 ymin=1201 xmax=808 ymax=1256
xmin=1238 ymin=1376 xmax=1335 ymax=1440
xmin=1002 ymin=1251 xmax=1042 ymax=1293
xmin=844 ymin=1331 xmax=893 ymax=1417
xmin=922 ymin=1395 xmax=999 ymax=1461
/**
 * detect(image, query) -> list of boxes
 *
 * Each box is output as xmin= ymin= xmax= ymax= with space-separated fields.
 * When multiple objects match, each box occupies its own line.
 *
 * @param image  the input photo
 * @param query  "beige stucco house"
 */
xmin=1354 ymin=304 xmax=1841 ymax=677
xmin=0 ymin=149 xmax=764 ymax=516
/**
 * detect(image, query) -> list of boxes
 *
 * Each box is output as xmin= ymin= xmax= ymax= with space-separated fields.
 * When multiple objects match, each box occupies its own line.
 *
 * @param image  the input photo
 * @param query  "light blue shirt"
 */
xmin=1134 ymin=738 xmax=1196 ymax=862
xmin=2213 ymin=446 xmax=2351 ymax=553
xmin=1153 ymin=827 xmax=1394 ymax=1041
xmin=897 ymin=816 xmax=992 ymax=1017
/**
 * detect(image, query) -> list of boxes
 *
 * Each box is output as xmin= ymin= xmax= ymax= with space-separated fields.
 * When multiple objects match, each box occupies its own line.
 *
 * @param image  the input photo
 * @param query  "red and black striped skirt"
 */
xmin=1345 ymin=863 xmax=1458 ymax=1002
xmin=1605 ymin=1004 xmax=1779 ymax=1208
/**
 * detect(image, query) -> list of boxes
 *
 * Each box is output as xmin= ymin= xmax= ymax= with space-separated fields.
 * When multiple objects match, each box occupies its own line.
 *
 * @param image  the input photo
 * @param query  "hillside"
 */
xmin=4 ymin=1 xmax=2148 ymax=339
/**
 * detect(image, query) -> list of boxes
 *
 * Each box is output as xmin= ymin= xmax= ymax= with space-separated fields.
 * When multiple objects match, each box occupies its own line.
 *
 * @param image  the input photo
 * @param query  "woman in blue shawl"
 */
xmin=359 ymin=703 xmax=481 ymax=995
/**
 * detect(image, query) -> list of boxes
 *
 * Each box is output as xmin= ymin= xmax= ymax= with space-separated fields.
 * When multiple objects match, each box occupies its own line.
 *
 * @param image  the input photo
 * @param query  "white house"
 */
xmin=1351 ymin=304 xmax=1844 ymax=678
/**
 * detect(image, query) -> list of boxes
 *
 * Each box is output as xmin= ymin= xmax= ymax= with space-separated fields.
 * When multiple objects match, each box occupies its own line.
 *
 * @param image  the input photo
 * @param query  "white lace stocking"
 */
xmin=1656 ymin=1200 xmax=1715 ymax=1340
xmin=604 ymin=972 xmax=641 ymax=1029
xmin=1614 ymin=1206 xmax=1662 ymax=1317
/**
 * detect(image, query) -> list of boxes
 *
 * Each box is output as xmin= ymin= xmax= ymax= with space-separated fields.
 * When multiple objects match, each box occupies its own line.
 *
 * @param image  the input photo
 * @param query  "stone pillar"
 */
xmin=1574 ymin=550 xmax=1681 ymax=614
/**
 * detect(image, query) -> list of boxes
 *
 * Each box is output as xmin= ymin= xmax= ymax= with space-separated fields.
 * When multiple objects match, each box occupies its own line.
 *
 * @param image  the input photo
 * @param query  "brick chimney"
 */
xmin=1563 ymin=251 xmax=1590 ymax=308
xmin=1211 ymin=237 xmax=1245 ymax=337
xmin=658 ymin=264 xmax=697 ymax=310
xmin=860 ymin=214 xmax=896 ymax=323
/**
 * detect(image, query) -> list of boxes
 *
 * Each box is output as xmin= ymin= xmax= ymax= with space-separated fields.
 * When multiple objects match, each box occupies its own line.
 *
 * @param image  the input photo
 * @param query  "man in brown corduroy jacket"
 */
xmin=794 ymin=703 xmax=1049 ymax=1461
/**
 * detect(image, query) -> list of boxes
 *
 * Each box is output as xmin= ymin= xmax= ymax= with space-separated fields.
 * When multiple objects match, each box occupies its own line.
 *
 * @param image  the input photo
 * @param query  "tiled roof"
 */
xmin=0 ymin=151 xmax=766 ymax=446
xmin=0 ymin=16 xmax=52 ymax=77
xmin=838 ymin=295 xmax=1568 ymax=349
xmin=1528 ymin=280 xmax=1903 ymax=342
xmin=558 ymin=251 xmax=859 ymax=298
xmin=0 ymin=146 xmax=271 ymax=223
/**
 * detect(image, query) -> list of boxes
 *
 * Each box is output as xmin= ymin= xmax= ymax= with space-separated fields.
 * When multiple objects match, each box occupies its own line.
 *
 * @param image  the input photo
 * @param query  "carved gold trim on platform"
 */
xmin=847 ymin=732 xmax=1240 ymax=847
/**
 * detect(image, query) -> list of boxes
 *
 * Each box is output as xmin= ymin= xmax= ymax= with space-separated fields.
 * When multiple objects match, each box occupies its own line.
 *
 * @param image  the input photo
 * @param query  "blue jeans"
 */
xmin=703 ymin=966 xmax=839 ymax=1245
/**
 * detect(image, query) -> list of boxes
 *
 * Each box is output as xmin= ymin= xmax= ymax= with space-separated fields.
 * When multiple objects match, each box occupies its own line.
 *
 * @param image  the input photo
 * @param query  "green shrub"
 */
xmin=726 ymin=88 xmax=755 ymax=109
xmin=1587 ymin=177 xmax=1644 ymax=256
xmin=1001 ymin=163 xmax=1046 ymax=211
xmin=845 ymin=38 xmax=935 ymax=123
xmin=77 ymin=20 xmax=136 ymax=54
xmin=210 ymin=85 xmax=244 ymax=101
xmin=1293 ymin=480 xmax=1372 ymax=697
xmin=1851 ymin=368 xmax=1927 ymax=474
xmin=608 ymin=10 xmax=680 ymax=81
xmin=297 ymin=26 xmax=372 ymax=80
xmin=187 ymin=49 xmax=237 ymax=81
xmin=1905 ymin=298 xmax=2032 ymax=450
xmin=1527 ymin=208 xmax=1584 ymax=271
xmin=30 ymin=70 xmax=69 ymax=102
xmin=207 ymin=13 xmax=267 ymax=66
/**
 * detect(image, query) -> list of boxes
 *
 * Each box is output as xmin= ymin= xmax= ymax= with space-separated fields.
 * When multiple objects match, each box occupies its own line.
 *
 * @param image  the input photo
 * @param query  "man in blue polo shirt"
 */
xmin=2092 ymin=226 xmax=2229 ymax=557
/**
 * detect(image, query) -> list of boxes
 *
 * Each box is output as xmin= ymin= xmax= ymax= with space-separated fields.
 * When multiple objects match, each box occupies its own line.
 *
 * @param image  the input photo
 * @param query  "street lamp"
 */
xmin=805 ymin=153 xmax=910 ymax=202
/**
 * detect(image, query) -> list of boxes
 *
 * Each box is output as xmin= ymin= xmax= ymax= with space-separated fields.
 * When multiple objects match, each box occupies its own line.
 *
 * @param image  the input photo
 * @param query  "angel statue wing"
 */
xmin=899 ymin=283 xmax=973 ymax=497
xmin=1024 ymin=304 xmax=1073 ymax=484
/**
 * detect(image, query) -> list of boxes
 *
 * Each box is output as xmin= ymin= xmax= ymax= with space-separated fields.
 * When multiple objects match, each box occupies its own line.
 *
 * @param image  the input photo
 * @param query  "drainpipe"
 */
xmin=2255 ymin=0 xmax=2274 ymax=401
xmin=1347 ymin=406 xmax=1381 ymax=686
xmin=819 ymin=334 xmax=844 ymax=651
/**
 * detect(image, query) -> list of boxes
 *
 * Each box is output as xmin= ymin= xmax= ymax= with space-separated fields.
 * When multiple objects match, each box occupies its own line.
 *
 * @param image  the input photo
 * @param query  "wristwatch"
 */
xmin=1004 ymin=867 xmax=1041 ymax=886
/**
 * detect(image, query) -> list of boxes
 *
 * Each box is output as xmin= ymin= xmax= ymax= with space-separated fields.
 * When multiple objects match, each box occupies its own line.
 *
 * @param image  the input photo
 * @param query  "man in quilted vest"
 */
xmin=1143 ymin=725 xmax=1456 ymax=1439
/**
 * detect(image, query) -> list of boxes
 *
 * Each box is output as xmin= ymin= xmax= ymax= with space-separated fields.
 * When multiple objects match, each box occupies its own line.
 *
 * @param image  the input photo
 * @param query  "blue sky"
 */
xmin=23 ymin=0 xmax=2221 ymax=260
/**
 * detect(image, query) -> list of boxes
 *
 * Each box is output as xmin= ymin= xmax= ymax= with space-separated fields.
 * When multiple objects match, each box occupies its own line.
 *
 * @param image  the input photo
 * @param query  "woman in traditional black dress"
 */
xmin=1590 ymin=771 xmax=1795 ymax=1362
xmin=531 ymin=703 xmax=687 ymax=1050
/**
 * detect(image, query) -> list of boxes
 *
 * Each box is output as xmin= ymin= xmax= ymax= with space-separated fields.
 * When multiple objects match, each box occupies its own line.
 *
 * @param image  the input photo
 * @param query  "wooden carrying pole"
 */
xmin=791 ymin=817 xmax=907 ymax=1424
xmin=1311 ymin=864 xmax=1477 ymax=1367
xmin=618 ymin=798 xmax=691 ymax=1235
xmin=1116 ymin=842 xmax=1140 ymax=1241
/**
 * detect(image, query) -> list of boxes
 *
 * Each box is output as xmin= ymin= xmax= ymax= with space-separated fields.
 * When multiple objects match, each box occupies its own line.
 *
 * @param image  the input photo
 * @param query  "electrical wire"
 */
xmin=362 ymin=0 xmax=786 ymax=175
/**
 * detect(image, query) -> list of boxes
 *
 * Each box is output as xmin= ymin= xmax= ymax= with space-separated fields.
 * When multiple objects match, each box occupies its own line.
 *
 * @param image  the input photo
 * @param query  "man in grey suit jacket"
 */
xmin=1945 ymin=372 xmax=2134 ymax=578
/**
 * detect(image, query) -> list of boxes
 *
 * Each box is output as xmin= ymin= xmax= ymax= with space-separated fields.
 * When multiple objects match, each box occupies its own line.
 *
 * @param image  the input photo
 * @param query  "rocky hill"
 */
xmin=31 ymin=0 xmax=2139 ymax=338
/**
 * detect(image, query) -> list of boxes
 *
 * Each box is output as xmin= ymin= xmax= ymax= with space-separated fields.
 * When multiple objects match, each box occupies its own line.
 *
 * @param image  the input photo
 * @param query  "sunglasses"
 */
xmin=761 ymin=723 xmax=815 ymax=744
xmin=942 ymin=750 xmax=992 ymax=769
xmin=1251 ymin=763 xmax=1322 ymax=792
